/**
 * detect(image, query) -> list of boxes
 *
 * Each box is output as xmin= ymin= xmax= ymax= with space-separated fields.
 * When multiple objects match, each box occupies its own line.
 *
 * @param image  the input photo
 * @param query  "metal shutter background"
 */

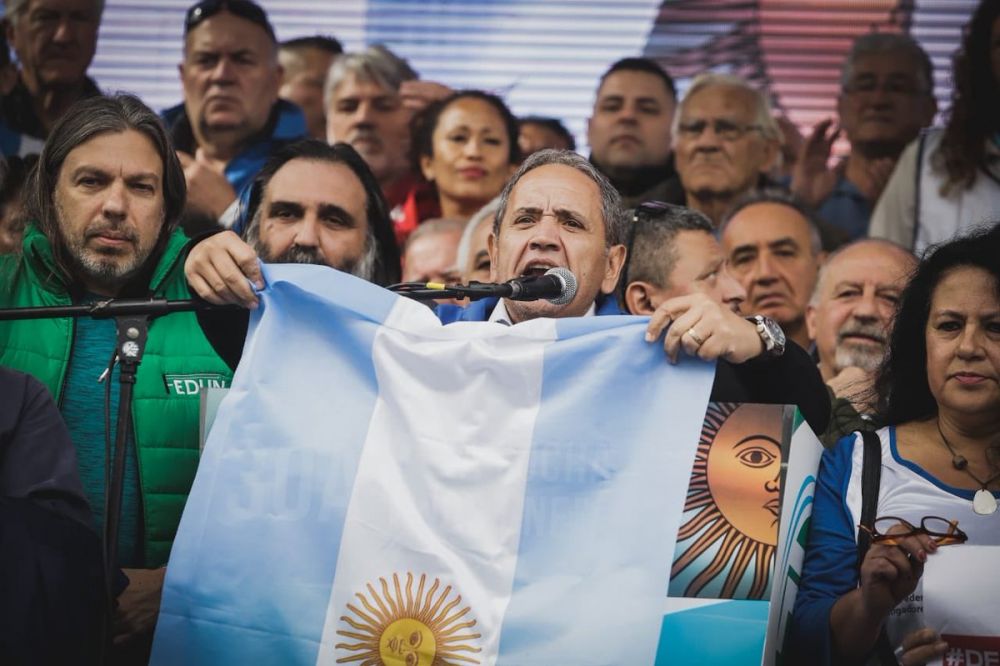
xmin=88 ymin=0 xmax=977 ymax=151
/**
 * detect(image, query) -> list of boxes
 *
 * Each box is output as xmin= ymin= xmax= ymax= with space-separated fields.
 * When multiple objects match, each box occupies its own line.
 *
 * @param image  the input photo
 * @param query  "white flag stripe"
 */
xmin=316 ymin=299 xmax=558 ymax=664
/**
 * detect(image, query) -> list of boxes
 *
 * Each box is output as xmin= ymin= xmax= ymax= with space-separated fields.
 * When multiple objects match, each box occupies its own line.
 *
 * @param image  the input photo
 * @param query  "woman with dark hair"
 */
xmin=411 ymin=90 xmax=520 ymax=222
xmin=870 ymin=0 xmax=1000 ymax=253
xmin=790 ymin=224 xmax=1000 ymax=665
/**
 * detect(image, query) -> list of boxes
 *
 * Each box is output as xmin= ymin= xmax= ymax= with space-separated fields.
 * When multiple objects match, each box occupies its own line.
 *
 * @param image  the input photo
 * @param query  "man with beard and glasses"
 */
xmin=806 ymin=239 xmax=916 ymax=445
xmin=620 ymin=202 xmax=830 ymax=434
xmin=0 ymin=94 xmax=233 ymax=661
xmin=187 ymin=140 xmax=401 ymax=369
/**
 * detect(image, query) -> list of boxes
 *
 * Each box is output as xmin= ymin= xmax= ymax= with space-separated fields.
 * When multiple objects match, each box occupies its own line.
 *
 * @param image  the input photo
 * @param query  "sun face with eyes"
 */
xmin=671 ymin=403 xmax=784 ymax=599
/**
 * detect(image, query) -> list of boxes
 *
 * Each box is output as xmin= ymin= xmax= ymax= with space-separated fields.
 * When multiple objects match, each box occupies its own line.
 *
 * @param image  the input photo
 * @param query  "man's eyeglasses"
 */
xmin=676 ymin=119 xmax=763 ymax=142
xmin=859 ymin=516 xmax=969 ymax=547
xmin=842 ymin=78 xmax=925 ymax=97
xmin=184 ymin=0 xmax=275 ymax=41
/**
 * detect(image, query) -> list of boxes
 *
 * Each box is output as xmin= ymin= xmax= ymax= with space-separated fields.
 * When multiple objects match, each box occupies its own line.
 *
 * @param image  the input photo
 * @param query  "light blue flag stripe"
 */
xmin=656 ymin=601 xmax=769 ymax=663
xmin=496 ymin=316 xmax=716 ymax=664
xmin=151 ymin=265 xmax=398 ymax=665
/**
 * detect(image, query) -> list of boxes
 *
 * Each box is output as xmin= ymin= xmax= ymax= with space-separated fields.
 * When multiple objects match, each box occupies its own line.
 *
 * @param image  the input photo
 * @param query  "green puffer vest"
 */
xmin=0 ymin=224 xmax=233 ymax=567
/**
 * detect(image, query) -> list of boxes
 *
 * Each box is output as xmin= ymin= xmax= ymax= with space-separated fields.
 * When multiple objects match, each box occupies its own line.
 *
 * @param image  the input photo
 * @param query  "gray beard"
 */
xmin=834 ymin=341 xmax=883 ymax=373
xmin=254 ymin=237 xmax=377 ymax=283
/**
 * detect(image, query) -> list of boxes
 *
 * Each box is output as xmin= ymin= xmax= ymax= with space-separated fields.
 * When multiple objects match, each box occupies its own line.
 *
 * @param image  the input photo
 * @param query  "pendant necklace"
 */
xmin=937 ymin=420 xmax=1000 ymax=516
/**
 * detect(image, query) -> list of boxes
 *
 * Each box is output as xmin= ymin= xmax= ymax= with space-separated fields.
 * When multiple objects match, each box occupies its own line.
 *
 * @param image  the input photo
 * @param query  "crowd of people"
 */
xmin=0 ymin=0 xmax=998 ymax=664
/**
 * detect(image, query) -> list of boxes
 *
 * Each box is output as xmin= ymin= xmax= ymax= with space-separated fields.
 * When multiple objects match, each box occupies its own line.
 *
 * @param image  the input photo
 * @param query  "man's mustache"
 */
xmin=837 ymin=321 xmax=885 ymax=345
xmin=85 ymin=223 xmax=138 ymax=244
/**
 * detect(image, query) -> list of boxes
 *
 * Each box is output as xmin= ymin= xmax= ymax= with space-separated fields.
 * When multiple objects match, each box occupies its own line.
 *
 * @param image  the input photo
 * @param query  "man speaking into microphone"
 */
xmin=188 ymin=149 xmax=778 ymax=370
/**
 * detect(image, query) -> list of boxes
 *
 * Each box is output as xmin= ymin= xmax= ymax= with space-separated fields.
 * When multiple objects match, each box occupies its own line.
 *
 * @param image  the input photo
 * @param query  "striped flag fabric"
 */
xmin=150 ymin=264 xmax=716 ymax=665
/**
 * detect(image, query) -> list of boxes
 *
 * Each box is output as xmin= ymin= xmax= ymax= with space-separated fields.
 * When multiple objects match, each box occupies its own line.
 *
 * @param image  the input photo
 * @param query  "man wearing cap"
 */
xmin=162 ymin=0 xmax=306 ymax=228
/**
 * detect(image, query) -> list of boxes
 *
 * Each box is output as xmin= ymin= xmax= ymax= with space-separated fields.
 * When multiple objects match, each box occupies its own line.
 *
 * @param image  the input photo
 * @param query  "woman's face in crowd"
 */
xmin=421 ymin=97 xmax=513 ymax=210
xmin=925 ymin=266 xmax=1000 ymax=419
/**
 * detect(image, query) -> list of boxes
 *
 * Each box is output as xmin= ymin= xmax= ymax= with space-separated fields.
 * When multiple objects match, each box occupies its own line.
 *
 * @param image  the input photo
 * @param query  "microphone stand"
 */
xmin=0 ymin=297 xmax=238 ymax=662
xmin=388 ymin=281 xmax=499 ymax=302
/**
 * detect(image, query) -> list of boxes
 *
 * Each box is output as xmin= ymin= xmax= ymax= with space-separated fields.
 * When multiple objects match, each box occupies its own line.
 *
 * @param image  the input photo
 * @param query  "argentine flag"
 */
xmin=150 ymin=265 xmax=716 ymax=665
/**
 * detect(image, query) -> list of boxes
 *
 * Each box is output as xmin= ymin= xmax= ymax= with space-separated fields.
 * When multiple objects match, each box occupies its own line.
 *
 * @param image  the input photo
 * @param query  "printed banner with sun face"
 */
xmin=657 ymin=402 xmax=797 ymax=665
xmin=669 ymin=403 xmax=789 ymax=601
xmin=149 ymin=264 xmax=718 ymax=666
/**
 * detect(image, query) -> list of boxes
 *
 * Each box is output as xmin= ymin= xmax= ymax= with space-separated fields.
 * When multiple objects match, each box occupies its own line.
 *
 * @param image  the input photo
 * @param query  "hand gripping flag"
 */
xmin=150 ymin=264 xmax=716 ymax=665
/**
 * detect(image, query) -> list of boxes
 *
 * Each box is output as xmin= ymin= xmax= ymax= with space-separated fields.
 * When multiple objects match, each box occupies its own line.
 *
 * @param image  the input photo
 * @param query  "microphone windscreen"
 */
xmin=545 ymin=267 xmax=577 ymax=305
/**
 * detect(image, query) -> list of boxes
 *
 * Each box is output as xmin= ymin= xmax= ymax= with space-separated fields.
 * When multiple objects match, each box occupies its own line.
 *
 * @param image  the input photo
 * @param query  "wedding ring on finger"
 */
xmin=685 ymin=327 xmax=705 ymax=346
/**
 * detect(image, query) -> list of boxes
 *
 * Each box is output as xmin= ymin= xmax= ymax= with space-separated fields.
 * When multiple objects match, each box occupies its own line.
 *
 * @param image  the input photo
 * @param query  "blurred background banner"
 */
xmin=83 ymin=0 xmax=976 ymax=152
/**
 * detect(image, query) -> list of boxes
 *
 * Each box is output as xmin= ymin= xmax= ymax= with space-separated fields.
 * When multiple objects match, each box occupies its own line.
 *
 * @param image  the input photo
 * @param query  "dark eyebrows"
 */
xmin=511 ymin=207 xmax=542 ymax=220
xmin=553 ymin=208 xmax=588 ymax=226
xmin=267 ymin=200 xmax=304 ymax=216
xmin=730 ymin=243 xmax=758 ymax=258
xmin=317 ymin=203 xmax=357 ymax=226
xmin=933 ymin=309 xmax=1000 ymax=319
xmin=768 ymin=237 xmax=801 ymax=251
xmin=127 ymin=171 xmax=160 ymax=184
xmin=69 ymin=166 xmax=109 ymax=180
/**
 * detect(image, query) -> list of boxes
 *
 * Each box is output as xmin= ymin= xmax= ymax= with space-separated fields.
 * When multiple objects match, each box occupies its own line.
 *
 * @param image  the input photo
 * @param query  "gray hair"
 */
xmin=672 ymin=73 xmax=781 ymax=145
xmin=324 ymin=45 xmax=418 ymax=109
xmin=841 ymin=32 xmax=934 ymax=95
xmin=720 ymin=188 xmax=824 ymax=255
xmin=493 ymin=149 xmax=628 ymax=247
xmin=403 ymin=217 xmax=465 ymax=252
xmin=6 ymin=0 xmax=104 ymax=26
xmin=456 ymin=197 xmax=500 ymax=272
xmin=809 ymin=237 xmax=916 ymax=306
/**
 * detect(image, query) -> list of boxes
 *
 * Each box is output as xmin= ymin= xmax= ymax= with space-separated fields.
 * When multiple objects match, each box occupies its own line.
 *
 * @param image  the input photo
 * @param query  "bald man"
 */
xmin=806 ymin=239 xmax=916 ymax=444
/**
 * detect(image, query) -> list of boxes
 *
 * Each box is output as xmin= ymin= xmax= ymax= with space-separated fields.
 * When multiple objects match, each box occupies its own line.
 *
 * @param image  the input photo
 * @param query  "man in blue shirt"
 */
xmin=188 ymin=149 xmax=776 ymax=369
xmin=791 ymin=33 xmax=936 ymax=239
xmin=162 ymin=0 xmax=306 ymax=229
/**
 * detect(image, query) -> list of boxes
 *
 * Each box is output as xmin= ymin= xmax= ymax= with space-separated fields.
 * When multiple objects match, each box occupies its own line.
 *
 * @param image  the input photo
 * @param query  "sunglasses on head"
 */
xmin=184 ymin=0 xmax=275 ymax=41
xmin=621 ymin=201 xmax=686 ymax=291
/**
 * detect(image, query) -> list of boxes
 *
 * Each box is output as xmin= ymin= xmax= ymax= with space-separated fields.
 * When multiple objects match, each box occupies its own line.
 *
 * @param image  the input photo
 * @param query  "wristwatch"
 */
xmin=746 ymin=315 xmax=786 ymax=358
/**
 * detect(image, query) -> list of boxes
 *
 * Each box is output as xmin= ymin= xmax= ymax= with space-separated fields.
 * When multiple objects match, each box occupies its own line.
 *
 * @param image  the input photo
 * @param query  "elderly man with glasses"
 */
xmin=670 ymin=73 xmax=783 ymax=227
xmin=162 ymin=0 xmax=307 ymax=230
xmin=791 ymin=33 xmax=937 ymax=239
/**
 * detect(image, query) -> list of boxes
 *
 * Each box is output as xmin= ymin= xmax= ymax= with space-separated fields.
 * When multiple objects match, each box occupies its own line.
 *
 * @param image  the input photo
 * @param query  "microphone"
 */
xmin=390 ymin=267 xmax=578 ymax=304
xmin=497 ymin=267 xmax=578 ymax=305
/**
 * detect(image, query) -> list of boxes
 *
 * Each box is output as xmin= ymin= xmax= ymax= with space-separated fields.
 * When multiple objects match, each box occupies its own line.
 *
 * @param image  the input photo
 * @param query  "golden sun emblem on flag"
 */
xmin=335 ymin=572 xmax=482 ymax=666
xmin=671 ymin=402 xmax=783 ymax=599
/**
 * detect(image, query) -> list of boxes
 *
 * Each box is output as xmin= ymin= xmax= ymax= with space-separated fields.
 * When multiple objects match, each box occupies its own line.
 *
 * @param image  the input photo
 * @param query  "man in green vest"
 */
xmin=0 ymin=93 xmax=233 ymax=659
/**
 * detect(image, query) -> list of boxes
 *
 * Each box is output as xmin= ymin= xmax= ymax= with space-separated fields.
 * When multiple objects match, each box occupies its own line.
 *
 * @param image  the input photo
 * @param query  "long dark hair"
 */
xmin=25 ymin=94 xmax=186 ymax=283
xmin=876 ymin=224 xmax=1000 ymax=424
xmin=241 ymin=139 xmax=401 ymax=286
xmin=932 ymin=0 xmax=1000 ymax=195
